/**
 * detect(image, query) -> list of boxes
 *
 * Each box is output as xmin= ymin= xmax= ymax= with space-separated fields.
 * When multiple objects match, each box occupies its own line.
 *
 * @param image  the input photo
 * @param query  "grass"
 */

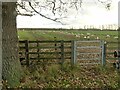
xmin=19 ymin=63 xmax=119 ymax=88
xmin=18 ymin=29 xmax=118 ymax=42
xmin=17 ymin=29 xmax=119 ymax=88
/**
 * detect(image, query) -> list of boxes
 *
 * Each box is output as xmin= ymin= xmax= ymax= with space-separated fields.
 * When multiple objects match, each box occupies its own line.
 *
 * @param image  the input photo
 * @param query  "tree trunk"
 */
xmin=2 ymin=2 xmax=21 ymax=87
xmin=0 ymin=2 xmax=2 ymax=90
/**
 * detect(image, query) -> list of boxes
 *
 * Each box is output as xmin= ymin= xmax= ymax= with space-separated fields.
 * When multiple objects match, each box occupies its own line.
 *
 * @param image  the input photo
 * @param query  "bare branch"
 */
xmin=98 ymin=0 xmax=112 ymax=10
xmin=28 ymin=1 xmax=65 ymax=25
xmin=59 ymin=0 xmax=67 ymax=5
xmin=98 ymin=0 xmax=105 ymax=3
xmin=16 ymin=7 xmax=34 ymax=16
xmin=17 ymin=2 xmax=34 ymax=13
xmin=52 ymin=0 xmax=56 ymax=15
xmin=17 ymin=13 xmax=33 ymax=16
xmin=69 ymin=0 xmax=83 ymax=10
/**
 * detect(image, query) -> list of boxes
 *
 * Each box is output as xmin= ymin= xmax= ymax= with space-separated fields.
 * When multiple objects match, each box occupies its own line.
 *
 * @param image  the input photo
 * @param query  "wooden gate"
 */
xmin=71 ymin=40 xmax=106 ymax=65
xmin=19 ymin=40 xmax=71 ymax=66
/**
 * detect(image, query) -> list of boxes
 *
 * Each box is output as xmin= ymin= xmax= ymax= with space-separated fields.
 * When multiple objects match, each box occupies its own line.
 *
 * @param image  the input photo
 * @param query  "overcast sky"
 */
xmin=17 ymin=0 xmax=120 ymax=29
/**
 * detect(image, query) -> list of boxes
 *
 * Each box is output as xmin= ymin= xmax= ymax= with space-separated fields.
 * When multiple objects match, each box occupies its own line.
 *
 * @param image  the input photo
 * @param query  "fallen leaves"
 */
xmin=19 ymin=64 xmax=119 ymax=88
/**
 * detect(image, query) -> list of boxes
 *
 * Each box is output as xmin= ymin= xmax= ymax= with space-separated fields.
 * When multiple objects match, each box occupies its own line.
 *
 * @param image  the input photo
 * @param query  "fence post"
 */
xmin=54 ymin=37 xmax=57 ymax=51
xmin=37 ymin=40 xmax=40 ymax=61
xmin=71 ymin=40 xmax=76 ymax=66
xmin=101 ymin=41 xmax=106 ymax=66
xmin=25 ymin=40 xmax=29 ymax=66
xmin=61 ymin=40 xmax=64 ymax=65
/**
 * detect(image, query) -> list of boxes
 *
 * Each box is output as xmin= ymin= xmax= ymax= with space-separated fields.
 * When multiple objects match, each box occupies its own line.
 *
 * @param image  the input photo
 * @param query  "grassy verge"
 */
xmin=19 ymin=63 xmax=119 ymax=88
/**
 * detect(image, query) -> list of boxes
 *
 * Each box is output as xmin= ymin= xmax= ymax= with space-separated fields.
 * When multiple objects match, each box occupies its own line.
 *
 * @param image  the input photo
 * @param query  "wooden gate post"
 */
xmin=54 ymin=37 xmax=57 ymax=51
xmin=0 ymin=2 xmax=2 ymax=90
xmin=71 ymin=40 xmax=76 ymax=66
xmin=61 ymin=40 xmax=64 ymax=65
xmin=101 ymin=41 xmax=106 ymax=66
xmin=37 ymin=40 xmax=40 ymax=61
xmin=25 ymin=40 xmax=29 ymax=66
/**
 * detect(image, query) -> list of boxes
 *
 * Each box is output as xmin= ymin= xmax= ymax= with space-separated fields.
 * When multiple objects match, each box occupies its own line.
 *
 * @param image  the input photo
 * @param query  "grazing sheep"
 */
xmin=106 ymin=35 xmax=110 ymax=38
xmin=114 ymin=36 xmax=118 ymax=39
xmin=96 ymin=37 xmax=99 ymax=40
xmin=84 ymin=36 xmax=87 ymax=39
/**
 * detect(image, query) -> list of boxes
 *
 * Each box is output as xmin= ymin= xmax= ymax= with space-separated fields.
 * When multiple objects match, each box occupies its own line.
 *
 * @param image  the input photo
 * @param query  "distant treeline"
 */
xmin=17 ymin=28 xmax=118 ymax=31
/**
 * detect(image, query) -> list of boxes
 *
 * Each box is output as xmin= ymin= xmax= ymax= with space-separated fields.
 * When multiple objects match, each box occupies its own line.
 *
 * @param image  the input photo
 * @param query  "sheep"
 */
xmin=106 ymin=35 xmax=110 ymax=38
xmin=96 ymin=37 xmax=99 ymax=40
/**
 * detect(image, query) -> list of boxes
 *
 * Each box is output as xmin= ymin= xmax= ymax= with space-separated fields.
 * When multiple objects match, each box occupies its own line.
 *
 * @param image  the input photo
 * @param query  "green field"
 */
xmin=18 ymin=29 xmax=120 ymax=88
xmin=18 ymin=29 xmax=118 ymax=42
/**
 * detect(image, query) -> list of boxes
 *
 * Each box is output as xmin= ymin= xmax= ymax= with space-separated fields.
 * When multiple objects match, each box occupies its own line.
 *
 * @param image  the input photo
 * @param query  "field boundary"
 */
xmin=19 ymin=40 xmax=72 ymax=66
xmin=17 ymin=28 xmax=118 ymax=31
xmin=19 ymin=40 xmax=117 ymax=66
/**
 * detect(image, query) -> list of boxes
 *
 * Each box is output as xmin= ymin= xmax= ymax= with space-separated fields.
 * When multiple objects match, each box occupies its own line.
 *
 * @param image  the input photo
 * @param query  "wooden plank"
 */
xmin=28 ymin=52 xmax=62 ymax=54
xmin=106 ymin=58 xmax=118 ymax=60
xmin=106 ymin=47 xmax=118 ymax=50
xmin=77 ymin=46 xmax=100 ymax=49
xmin=19 ymin=47 xmax=26 ymax=49
xmin=19 ymin=40 xmax=26 ymax=43
xmin=76 ymin=40 xmax=101 ymax=43
xmin=28 ymin=46 xmax=60 ymax=49
xmin=79 ymin=62 xmax=100 ymax=65
xmin=77 ymin=52 xmax=101 ymax=55
xmin=107 ymin=42 xmax=120 ymax=44
xmin=77 ymin=58 xmax=100 ymax=60
xmin=106 ymin=52 xmax=114 ymax=54
xmin=29 ymin=57 xmax=61 ymax=60
xmin=28 ymin=40 xmax=71 ymax=43
xmin=29 ymin=57 xmax=71 ymax=60
xmin=28 ymin=46 xmax=71 ymax=49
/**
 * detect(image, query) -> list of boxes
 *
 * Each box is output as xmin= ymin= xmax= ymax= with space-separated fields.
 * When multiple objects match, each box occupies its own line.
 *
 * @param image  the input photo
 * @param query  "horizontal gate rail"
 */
xmin=77 ymin=58 xmax=101 ymax=60
xmin=19 ymin=40 xmax=71 ymax=43
xmin=73 ymin=40 xmax=105 ymax=66
xmin=77 ymin=53 xmax=101 ymax=55
xmin=79 ymin=63 xmax=100 ymax=65
xmin=77 ymin=46 xmax=101 ymax=49
xmin=19 ymin=40 xmax=72 ymax=66
xmin=76 ymin=40 xmax=101 ymax=43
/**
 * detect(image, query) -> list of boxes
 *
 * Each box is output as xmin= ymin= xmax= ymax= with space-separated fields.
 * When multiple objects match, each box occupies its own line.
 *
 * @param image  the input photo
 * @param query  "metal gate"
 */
xmin=71 ymin=40 xmax=106 ymax=65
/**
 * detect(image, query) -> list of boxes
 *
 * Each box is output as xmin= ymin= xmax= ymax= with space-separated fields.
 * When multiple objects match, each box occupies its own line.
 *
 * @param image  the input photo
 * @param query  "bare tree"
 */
xmin=16 ymin=0 xmax=112 ymax=24
xmin=1 ymin=0 xmax=113 ymax=88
